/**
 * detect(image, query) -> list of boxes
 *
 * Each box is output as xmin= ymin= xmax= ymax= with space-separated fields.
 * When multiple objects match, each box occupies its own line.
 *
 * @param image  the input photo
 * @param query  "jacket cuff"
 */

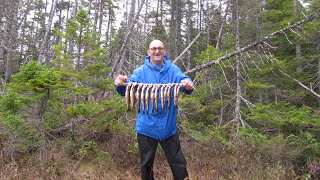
xmin=115 ymin=85 xmax=126 ymax=96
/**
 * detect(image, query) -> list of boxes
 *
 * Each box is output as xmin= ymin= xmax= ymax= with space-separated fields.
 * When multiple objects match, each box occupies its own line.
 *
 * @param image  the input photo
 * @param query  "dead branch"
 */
xmin=281 ymin=30 xmax=293 ymax=44
xmin=216 ymin=2 xmax=230 ymax=50
xmin=184 ymin=12 xmax=320 ymax=75
xmin=172 ymin=32 xmax=202 ymax=65
xmin=172 ymin=7 xmax=217 ymax=65
xmin=279 ymin=70 xmax=320 ymax=98
xmin=289 ymin=28 xmax=302 ymax=37
xmin=262 ymin=41 xmax=277 ymax=49
xmin=0 ymin=78 xmax=5 ymax=96
xmin=110 ymin=0 xmax=146 ymax=76
xmin=219 ymin=63 xmax=231 ymax=89
xmin=51 ymin=117 xmax=90 ymax=134
xmin=240 ymin=95 xmax=255 ymax=107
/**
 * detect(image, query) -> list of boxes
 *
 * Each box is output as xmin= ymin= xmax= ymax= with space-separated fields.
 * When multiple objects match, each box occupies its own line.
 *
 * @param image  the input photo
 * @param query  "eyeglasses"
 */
xmin=149 ymin=47 xmax=165 ymax=52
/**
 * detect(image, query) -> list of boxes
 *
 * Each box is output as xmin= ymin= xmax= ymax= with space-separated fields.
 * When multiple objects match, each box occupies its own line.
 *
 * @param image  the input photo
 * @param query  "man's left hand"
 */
xmin=181 ymin=80 xmax=194 ymax=90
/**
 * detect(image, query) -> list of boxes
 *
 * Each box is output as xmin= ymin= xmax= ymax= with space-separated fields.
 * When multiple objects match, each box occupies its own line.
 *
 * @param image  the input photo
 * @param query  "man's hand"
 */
xmin=181 ymin=80 xmax=194 ymax=90
xmin=114 ymin=75 xmax=128 ymax=86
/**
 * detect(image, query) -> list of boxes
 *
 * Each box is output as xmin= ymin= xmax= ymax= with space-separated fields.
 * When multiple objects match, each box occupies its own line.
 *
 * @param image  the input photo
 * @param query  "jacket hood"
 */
xmin=144 ymin=55 xmax=171 ymax=72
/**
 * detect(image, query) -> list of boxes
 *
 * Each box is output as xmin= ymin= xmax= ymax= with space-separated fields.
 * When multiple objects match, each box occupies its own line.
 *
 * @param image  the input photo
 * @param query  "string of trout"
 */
xmin=125 ymin=83 xmax=182 ymax=113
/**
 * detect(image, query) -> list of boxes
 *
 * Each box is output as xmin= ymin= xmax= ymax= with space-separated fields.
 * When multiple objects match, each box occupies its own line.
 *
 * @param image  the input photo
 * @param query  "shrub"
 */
xmin=0 ymin=114 xmax=44 ymax=151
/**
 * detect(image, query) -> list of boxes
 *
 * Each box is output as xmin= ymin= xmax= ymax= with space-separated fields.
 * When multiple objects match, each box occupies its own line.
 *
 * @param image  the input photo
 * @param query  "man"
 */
xmin=114 ymin=40 xmax=194 ymax=180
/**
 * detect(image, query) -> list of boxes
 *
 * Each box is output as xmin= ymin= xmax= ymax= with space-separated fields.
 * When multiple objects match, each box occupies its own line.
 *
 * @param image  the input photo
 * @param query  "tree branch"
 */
xmin=279 ymin=70 xmax=320 ymax=98
xmin=172 ymin=7 xmax=216 ymax=65
xmin=51 ymin=117 xmax=90 ymax=134
xmin=184 ymin=12 xmax=320 ymax=75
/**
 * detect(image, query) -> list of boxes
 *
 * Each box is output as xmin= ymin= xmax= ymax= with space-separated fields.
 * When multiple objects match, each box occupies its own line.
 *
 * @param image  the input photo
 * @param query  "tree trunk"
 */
xmin=218 ymin=84 xmax=224 ymax=126
xmin=174 ymin=0 xmax=182 ymax=59
xmin=98 ymin=0 xmax=104 ymax=36
xmin=144 ymin=0 xmax=149 ymax=34
xmin=216 ymin=1 xmax=229 ymax=50
xmin=185 ymin=0 xmax=193 ymax=71
xmin=93 ymin=0 xmax=98 ymax=33
xmin=168 ymin=0 xmax=176 ymax=59
xmin=156 ymin=0 xmax=160 ymax=22
xmin=4 ymin=0 xmax=19 ymax=82
xmin=105 ymin=2 xmax=114 ymax=49
xmin=0 ymin=40 xmax=4 ymax=77
xmin=205 ymin=0 xmax=210 ymax=47
xmin=76 ymin=27 xmax=83 ymax=74
xmin=160 ymin=0 xmax=163 ymax=23
xmin=71 ymin=0 xmax=78 ymax=17
xmin=317 ymin=38 xmax=320 ymax=105
xmin=54 ymin=2 xmax=63 ymax=45
xmin=38 ymin=0 xmax=57 ymax=64
xmin=168 ymin=0 xmax=183 ymax=62
xmin=19 ymin=0 xmax=32 ymax=69
xmin=234 ymin=0 xmax=243 ymax=128
xmin=294 ymin=0 xmax=302 ymax=72
xmin=111 ymin=0 xmax=146 ymax=77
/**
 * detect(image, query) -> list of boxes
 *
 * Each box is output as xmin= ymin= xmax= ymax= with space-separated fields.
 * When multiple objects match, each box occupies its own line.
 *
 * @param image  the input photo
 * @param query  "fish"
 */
xmin=174 ymin=83 xmax=181 ymax=107
xmin=130 ymin=82 xmax=137 ymax=110
xmin=125 ymin=83 xmax=132 ymax=111
xmin=150 ymin=84 xmax=156 ymax=113
xmin=135 ymin=83 xmax=143 ymax=113
xmin=154 ymin=84 xmax=160 ymax=112
xmin=145 ymin=85 xmax=151 ymax=113
xmin=140 ymin=84 xmax=147 ymax=114
xmin=163 ymin=84 xmax=169 ymax=108
xmin=160 ymin=84 xmax=165 ymax=111
xmin=166 ymin=84 xmax=173 ymax=109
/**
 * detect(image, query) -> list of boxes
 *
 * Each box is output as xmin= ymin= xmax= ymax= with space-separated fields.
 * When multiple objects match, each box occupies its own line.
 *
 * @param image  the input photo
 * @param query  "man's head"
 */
xmin=148 ymin=39 xmax=166 ymax=66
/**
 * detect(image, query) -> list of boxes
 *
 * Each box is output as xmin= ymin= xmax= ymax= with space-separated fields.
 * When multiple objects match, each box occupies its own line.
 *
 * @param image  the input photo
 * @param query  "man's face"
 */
xmin=148 ymin=41 xmax=166 ymax=65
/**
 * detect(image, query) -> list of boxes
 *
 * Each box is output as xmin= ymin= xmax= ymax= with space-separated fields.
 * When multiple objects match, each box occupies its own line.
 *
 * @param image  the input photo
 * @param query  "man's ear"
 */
xmin=147 ymin=50 xmax=151 ymax=56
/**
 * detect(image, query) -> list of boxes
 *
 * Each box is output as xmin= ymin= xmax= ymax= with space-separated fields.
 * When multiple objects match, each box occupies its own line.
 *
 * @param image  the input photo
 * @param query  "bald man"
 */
xmin=114 ymin=40 xmax=193 ymax=180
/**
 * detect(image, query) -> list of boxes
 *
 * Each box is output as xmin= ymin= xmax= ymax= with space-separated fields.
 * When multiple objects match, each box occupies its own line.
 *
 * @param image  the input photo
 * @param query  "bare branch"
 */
xmin=172 ymin=10 xmax=216 ymax=64
xmin=279 ymin=70 xmax=320 ymax=98
xmin=219 ymin=63 xmax=231 ymax=89
xmin=111 ymin=0 xmax=146 ymax=76
xmin=51 ymin=117 xmax=90 ymax=134
xmin=289 ymin=28 xmax=302 ymax=37
xmin=281 ymin=30 xmax=293 ymax=44
xmin=240 ymin=95 xmax=255 ymax=107
xmin=250 ymin=59 xmax=261 ymax=70
xmin=262 ymin=41 xmax=277 ymax=49
xmin=172 ymin=32 xmax=202 ymax=65
xmin=184 ymin=12 xmax=320 ymax=75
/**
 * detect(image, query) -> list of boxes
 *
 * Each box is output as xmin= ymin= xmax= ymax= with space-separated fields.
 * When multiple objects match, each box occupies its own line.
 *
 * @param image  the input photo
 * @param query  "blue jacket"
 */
xmin=116 ymin=56 xmax=193 ymax=140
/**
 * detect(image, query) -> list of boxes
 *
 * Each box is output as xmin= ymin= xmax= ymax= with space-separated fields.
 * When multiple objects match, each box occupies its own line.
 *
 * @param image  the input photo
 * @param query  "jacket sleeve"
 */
xmin=176 ymin=70 xmax=193 ymax=95
xmin=115 ymin=68 xmax=141 ymax=96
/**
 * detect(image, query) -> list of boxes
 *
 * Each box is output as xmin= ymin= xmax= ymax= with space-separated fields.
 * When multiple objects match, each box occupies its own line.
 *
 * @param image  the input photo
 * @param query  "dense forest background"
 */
xmin=0 ymin=0 xmax=320 ymax=179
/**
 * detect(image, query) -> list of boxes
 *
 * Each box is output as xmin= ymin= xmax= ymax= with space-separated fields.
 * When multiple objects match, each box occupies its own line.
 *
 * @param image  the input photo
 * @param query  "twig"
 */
xmin=281 ymin=30 xmax=293 ymax=44
xmin=262 ymin=41 xmax=277 ymax=49
xmin=289 ymin=28 xmax=302 ymax=37
xmin=219 ymin=64 xmax=231 ymax=89
xmin=240 ymin=95 xmax=255 ymax=107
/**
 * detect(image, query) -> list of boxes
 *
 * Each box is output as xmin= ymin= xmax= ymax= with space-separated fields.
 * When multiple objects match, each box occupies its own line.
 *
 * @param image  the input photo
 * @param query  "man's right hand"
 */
xmin=114 ymin=75 xmax=128 ymax=86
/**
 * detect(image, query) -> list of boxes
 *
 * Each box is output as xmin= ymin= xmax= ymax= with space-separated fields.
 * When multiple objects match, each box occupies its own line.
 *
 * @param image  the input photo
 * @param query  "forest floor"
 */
xmin=0 ymin=130 xmax=298 ymax=180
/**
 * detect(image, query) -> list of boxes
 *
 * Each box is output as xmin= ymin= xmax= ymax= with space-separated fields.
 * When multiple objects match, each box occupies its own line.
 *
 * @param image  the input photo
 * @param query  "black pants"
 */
xmin=137 ymin=133 xmax=188 ymax=180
